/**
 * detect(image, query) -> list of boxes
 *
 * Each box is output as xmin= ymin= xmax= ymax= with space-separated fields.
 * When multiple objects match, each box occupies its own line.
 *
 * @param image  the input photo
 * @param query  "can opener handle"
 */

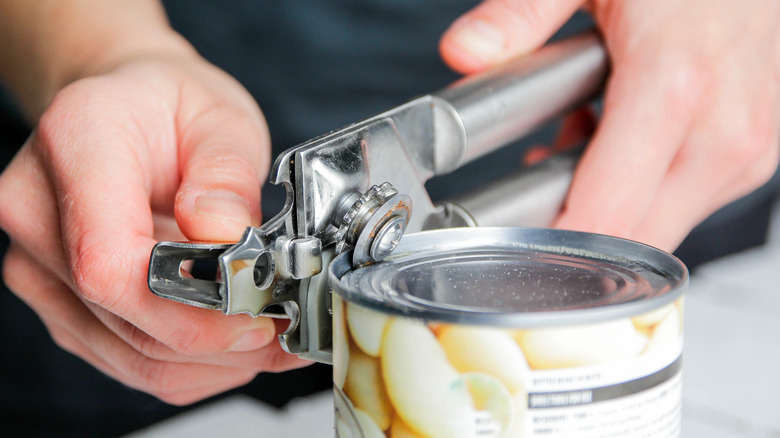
xmin=148 ymin=31 xmax=608 ymax=362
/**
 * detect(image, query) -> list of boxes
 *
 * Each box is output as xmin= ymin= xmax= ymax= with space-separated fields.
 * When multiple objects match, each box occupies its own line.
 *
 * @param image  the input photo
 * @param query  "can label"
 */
xmin=333 ymin=295 xmax=684 ymax=438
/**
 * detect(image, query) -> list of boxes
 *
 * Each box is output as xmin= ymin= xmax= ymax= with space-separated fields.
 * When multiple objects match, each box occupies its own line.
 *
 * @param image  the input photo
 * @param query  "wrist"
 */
xmin=0 ymin=1 xmax=198 ymax=122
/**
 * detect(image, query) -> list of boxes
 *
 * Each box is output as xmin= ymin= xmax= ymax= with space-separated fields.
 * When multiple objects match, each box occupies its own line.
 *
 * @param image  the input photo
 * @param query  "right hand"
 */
xmin=0 ymin=50 xmax=311 ymax=405
xmin=440 ymin=0 xmax=780 ymax=252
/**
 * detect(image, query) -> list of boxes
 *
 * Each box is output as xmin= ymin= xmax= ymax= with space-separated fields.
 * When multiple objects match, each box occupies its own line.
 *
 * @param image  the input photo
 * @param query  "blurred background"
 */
xmin=1 ymin=2 xmax=778 ymax=436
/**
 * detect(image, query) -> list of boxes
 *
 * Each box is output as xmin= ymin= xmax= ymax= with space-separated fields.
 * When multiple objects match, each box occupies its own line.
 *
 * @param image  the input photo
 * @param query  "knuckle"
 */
xmin=163 ymin=324 xmax=205 ymax=355
xmin=48 ymin=327 xmax=81 ymax=355
xmin=747 ymin=141 xmax=780 ymax=187
xmin=661 ymin=60 xmax=710 ymax=122
xmin=1 ymin=249 xmax=21 ymax=293
xmin=0 ymin=159 xmax=25 ymax=234
xmin=69 ymin=240 xmax=129 ymax=309
xmin=720 ymin=116 xmax=777 ymax=174
xmin=35 ymin=81 xmax=96 ymax=151
xmin=36 ymin=77 xmax=137 ymax=158
xmin=69 ymin=243 xmax=105 ymax=304
xmin=160 ymin=320 xmax=236 ymax=356
xmin=743 ymin=131 xmax=776 ymax=167
xmin=126 ymin=324 xmax=167 ymax=359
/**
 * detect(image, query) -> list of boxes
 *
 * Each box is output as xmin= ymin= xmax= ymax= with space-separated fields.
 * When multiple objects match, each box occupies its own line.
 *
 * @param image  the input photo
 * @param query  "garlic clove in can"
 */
xmin=381 ymin=318 xmax=475 ymax=438
xmin=457 ymin=372 xmax=515 ymax=436
xmin=513 ymin=319 xmax=648 ymax=369
xmin=333 ymin=294 xmax=349 ymax=389
xmin=390 ymin=415 xmax=425 ymax=438
xmin=353 ymin=408 xmax=387 ymax=438
xmin=347 ymin=302 xmax=390 ymax=357
xmin=632 ymin=303 xmax=676 ymax=336
xmin=437 ymin=325 xmax=530 ymax=395
xmin=343 ymin=343 xmax=394 ymax=430
xmin=643 ymin=306 xmax=682 ymax=357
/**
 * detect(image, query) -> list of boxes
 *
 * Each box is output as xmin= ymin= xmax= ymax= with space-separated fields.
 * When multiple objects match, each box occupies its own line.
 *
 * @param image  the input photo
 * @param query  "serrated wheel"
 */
xmin=333 ymin=182 xmax=412 ymax=265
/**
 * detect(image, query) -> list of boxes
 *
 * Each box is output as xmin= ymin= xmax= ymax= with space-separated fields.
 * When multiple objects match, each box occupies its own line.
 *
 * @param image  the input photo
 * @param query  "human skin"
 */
xmin=0 ymin=0 xmax=310 ymax=405
xmin=441 ymin=0 xmax=780 ymax=251
xmin=0 ymin=0 xmax=778 ymax=405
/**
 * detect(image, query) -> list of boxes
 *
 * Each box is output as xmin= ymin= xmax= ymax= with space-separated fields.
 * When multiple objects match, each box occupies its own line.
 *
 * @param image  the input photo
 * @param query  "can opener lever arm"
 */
xmin=148 ymin=31 xmax=608 ymax=362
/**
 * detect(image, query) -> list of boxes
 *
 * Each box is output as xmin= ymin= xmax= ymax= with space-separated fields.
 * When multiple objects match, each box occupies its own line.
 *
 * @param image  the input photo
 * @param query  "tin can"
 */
xmin=328 ymin=227 xmax=687 ymax=438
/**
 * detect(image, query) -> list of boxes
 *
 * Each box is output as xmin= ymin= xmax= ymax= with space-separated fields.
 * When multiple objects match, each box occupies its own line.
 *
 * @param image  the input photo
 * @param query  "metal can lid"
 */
xmin=329 ymin=227 xmax=688 ymax=327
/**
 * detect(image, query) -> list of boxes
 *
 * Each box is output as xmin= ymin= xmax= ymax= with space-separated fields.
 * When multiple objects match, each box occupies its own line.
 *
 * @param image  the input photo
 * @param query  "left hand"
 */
xmin=440 ymin=0 xmax=780 ymax=251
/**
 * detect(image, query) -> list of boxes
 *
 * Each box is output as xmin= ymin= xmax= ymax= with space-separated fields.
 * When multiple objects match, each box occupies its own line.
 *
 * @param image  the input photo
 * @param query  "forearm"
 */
xmin=0 ymin=0 xmax=194 ymax=122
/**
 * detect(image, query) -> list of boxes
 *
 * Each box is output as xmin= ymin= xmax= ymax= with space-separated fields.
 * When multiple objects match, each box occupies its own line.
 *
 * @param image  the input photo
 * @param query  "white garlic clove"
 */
xmin=390 ymin=416 xmax=425 ymax=438
xmin=353 ymin=409 xmax=387 ymax=438
xmin=335 ymin=418 xmax=354 ymax=438
xmin=513 ymin=319 xmax=648 ymax=369
xmin=632 ymin=303 xmax=675 ymax=335
xmin=438 ymin=325 xmax=530 ymax=395
xmin=333 ymin=294 xmax=349 ymax=389
xmin=344 ymin=344 xmax=394 ymax=430
xmin=675 ymin=297 xmax=685 ymax=334
xmin=458 ymin=372 xmax=515 ymax=437
xmin=347 ymin=302 xmax=390 ymax=357
xmin=643 ymin=306 xmax=682 ymax=357
xmin=382 ymin=318 xmax=475 ymax=438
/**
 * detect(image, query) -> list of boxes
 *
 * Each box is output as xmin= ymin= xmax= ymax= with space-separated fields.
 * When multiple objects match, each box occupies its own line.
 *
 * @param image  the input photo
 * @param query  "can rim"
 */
xmin=329 ymin=227 xmax=688 ymax=327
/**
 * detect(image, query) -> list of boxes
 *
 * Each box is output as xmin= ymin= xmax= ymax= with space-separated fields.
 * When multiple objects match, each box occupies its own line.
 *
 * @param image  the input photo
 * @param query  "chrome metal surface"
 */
xmin=333 ymin=182 xmax=412 ymax=265
xmin=432 ymin=32 xmax=607 ymax=173
xmin=148 ymin=242 xmax=232 ymax=310
xmin=369 ymin=216 xmax=406 ymax=262
xmin=451 ymin=152 xmax=579 ymax=227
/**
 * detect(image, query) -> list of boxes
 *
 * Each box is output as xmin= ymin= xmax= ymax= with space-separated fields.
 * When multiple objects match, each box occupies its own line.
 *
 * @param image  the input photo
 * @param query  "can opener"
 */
xmin=148 ymin=32 xmax=608 ymax=363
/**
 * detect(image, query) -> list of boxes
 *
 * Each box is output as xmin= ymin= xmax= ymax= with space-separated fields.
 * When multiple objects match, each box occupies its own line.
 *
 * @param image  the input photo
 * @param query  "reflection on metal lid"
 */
xmin=329 ymin=227 xmax=688 ymax=327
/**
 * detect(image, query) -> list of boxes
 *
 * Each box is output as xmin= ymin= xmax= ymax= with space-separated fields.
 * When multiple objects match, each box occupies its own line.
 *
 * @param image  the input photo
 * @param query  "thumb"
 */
xmin=175 ymin=106 xmax=271 ymax=242
xmin=441 ymin=0 xmax=585 ymax=74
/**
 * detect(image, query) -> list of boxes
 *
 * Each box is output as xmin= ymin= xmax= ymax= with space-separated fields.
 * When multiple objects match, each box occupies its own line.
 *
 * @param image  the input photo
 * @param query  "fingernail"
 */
xmin=195 ymin=190 xmax=252 ymax=225
xmin=449 ymin=18 xmax=506 ymax=63
xmin=230 ymin=329 xmax=273 ymax=352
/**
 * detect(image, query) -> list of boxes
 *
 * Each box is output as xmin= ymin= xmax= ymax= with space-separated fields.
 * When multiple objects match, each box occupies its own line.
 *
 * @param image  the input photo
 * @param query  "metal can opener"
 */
xmin=148 ymin=32 xmax=608 ymax=363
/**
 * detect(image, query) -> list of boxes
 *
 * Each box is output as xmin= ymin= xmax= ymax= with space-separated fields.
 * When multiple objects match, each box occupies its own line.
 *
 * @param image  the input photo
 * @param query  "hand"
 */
xmin=441 ymin=0 xmax=780 ymax=251
xmin=0 ymin=52 xmax=309 ymax=404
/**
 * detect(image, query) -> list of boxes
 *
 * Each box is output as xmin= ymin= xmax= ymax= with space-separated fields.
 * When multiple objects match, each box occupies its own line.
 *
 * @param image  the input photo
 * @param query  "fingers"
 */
xmin=84 ymin=298 xmax=311 ymax=371
xmin=555 ymin=48 xmax=780 ymax=251
xmin=554 ymin=66 xmax=697 ymax=242
xmin=630 ymin=74 xmax=780 ymax=250
xmin=30 ymin=78 xmax=277 ymax=357
xmin=440 ymin=0 xmax=585 ymax=74
xmin=2 ymin=243 xmax=259 ymax=405
xmin=0 ymin=142 xmax=68 ymax=281
xmin=174 ymin=72 xmax=270 ymax=242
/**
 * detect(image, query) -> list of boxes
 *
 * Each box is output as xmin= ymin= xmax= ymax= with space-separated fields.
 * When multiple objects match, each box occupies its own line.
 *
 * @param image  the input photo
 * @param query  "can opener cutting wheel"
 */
xmin=148 ymin=32 xmax=608 ymax=363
